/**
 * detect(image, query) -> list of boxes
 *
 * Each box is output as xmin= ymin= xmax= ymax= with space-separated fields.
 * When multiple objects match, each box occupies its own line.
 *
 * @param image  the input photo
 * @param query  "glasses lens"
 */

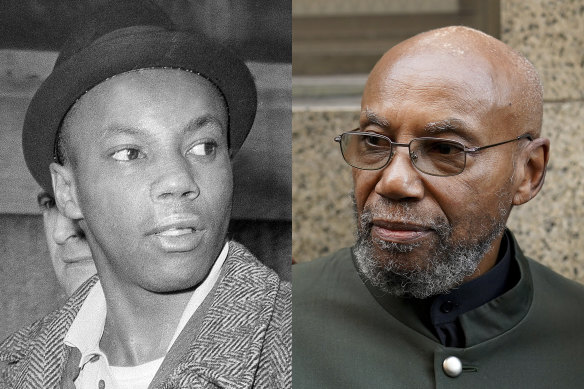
xmin=410 ymin=138 xmax=466 ymax=176
xmin=341 ymin=133 xmax=392 ymax=170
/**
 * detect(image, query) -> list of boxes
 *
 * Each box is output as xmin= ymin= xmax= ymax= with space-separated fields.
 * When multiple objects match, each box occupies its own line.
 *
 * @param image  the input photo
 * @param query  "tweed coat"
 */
xmin=0 ymin=242 xmax=291 ymax=389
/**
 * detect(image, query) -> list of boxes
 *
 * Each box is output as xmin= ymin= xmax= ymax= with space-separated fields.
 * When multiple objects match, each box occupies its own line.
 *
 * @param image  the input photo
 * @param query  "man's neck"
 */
xmin=91 ymin=242 xmax=229 ymax=367
xmin=99 ymin=282 xmax=194 ymax=366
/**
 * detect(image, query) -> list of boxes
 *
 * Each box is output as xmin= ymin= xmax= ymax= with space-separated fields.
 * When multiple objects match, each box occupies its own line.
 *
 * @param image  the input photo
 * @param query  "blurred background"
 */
xmin=292 ymin=0 xmax=584 ymax=289
xmin=0 ymin=0 xmax=291 ymax=339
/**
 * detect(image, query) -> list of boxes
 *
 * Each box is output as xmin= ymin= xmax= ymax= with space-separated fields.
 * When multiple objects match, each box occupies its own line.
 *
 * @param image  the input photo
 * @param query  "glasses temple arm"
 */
xmin=467 ymin=134 xmax=533 ymax=152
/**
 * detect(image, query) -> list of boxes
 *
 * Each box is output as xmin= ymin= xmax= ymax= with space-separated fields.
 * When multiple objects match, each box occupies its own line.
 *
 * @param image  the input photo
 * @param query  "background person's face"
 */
xmin=59 ymin=68 xmax=232 ymax=294
xmin=41 ymin=204 xmax=96 ymax=296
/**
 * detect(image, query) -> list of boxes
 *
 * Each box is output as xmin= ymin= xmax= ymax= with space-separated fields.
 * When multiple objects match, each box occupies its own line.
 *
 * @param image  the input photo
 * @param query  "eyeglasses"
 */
xmin=334 ymin=131 xmax=533 ymax=177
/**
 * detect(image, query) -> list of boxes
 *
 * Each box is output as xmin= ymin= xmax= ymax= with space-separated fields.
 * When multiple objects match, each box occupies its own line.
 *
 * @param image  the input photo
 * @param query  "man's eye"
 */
xmin=38 ymin=195 xmax=55 ymax=210
xmin=364 ymin=135 xmax=381 ymax=146
xmin=427 ymin=142 xmax=463 ymax=155
xmin=360 ymin=134 xmax=390 ymax=149
xmin=188 ymin=141 xmax=217 ymax=157
xmin=111 ymin=148 xmax=143 ymax=161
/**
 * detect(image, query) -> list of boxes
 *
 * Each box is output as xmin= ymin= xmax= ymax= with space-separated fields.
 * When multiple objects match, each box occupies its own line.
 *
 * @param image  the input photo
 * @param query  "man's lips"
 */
xmin=148 ymin=214 xmax=202 ymax=235
xmin=370 ymin=220 xmax=433 ymax=243
xmin=148 ymin=214 xmax=205 ymax=253
xmin=60 ymin=240 xmax=93 ymax=264
xmin=62 ymin=255 xmax=93 ymax=264
xmin=156 ymin=227 xmax=195 ymax=237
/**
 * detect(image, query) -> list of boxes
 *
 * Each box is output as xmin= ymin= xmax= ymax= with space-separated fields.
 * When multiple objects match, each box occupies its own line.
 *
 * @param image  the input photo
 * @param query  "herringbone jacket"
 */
xmin=0 ymin=242 xmax=291 ymax=388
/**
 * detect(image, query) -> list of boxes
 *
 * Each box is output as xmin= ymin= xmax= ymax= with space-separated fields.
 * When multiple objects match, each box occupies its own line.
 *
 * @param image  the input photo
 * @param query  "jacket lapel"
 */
xmin=22 ymin=276 xmax=98 ymax=389
xmin=149 ymin=262 xmax=224 ymax=389
xmin=160 ymin=242 xmax=281 ymax=388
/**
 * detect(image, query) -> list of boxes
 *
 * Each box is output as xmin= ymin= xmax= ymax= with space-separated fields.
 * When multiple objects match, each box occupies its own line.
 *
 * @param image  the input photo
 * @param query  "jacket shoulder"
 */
xmin=0 ymin=275 xmax=98 ymax=385
xmin=227 ymin=241 xmax=291 ymax=388
xmin=293 ymin=247 xmax=353 ymax=296
xmin=0 ymin=317 xmax=46 ymax=364
xmin=227 ymin=239 xmax=291 ymax=328
xmin=227 ymin=240 xmax=286 ymax=285
xmin=0 ymin=306 xmax=65 ymax=387
xmin=293 ymin=247 xmax=353 ymax=273
xmin=527 ymin=256 xmax=584 ymax=305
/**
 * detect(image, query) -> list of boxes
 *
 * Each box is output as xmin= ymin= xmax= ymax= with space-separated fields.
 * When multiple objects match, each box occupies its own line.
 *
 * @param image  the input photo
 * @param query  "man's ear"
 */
xmin=49 ymin=162 xmax=83 ymax=220
xmin=512 ymin=137 xmax=550 ymax=206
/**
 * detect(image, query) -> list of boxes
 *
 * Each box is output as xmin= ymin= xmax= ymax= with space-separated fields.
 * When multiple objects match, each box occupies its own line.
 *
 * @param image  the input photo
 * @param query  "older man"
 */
xmin=38 ymin=191 xmax=97 ymax=296
xmin=0 ymin=4 xmax=290 ymax=388
xmin=293 ymin=26 xmax=584 ymax=388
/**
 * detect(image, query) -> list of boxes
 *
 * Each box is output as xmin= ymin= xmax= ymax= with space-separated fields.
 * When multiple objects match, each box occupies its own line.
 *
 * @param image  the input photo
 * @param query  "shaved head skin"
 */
xmin=367 ymin=26 xmax=543 ymax=138
xmin=352 ymin=26 xmax=549 ymax=298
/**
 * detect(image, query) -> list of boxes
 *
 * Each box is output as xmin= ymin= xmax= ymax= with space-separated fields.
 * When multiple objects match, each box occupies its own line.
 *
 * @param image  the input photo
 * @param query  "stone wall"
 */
xmin=292 ymin=0 xmax=584 ymax=283
xmin=501 ymin=0 xmax=584 ymax=281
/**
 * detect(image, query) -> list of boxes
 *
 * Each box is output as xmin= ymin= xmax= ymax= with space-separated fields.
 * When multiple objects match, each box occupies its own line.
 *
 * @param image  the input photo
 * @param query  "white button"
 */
xmin=442 ymin=356 xmax=462 ymax=377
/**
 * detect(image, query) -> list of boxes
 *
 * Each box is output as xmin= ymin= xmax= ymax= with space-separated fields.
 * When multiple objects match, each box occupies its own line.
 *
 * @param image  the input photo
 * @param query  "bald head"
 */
xmin=365 ymin=26 xmax=543 ymax=137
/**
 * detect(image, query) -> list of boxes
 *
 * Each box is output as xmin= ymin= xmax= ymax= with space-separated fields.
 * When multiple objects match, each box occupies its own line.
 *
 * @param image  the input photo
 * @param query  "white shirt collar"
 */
xmin=63 ymin=279 xmax=107 ymax=366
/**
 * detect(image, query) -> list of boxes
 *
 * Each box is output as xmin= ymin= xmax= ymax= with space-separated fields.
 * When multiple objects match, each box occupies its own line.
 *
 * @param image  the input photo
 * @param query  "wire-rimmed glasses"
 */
xmin=334 ymin=131 xmax=533 ymax=177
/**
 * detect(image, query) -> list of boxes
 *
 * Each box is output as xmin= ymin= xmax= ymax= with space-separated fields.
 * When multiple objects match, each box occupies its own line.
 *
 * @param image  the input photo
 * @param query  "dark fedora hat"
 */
xmin=22 ymin=1 xmax=257 ymax=196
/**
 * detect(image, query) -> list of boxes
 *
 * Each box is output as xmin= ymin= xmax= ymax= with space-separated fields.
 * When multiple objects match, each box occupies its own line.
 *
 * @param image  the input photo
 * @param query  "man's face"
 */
xmin=353 ymin=51 xmax=522 ymax=298
xmin=57 ymin=68 xmax=232 ymax=294
xmin=39 ymin=194 xmax=96 ymax=296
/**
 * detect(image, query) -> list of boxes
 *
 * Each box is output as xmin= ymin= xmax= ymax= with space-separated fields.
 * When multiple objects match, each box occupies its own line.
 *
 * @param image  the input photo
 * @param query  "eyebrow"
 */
xmin=362 ymin=108 xmax=390 ymax=129
xmin=423 ymin=118 xmax=475 ymax=142
xmin=183 ymin=114 xmax=226 ymax=135
xmin=361 ymin=110 xmax=473 ymax=137
xmin=100 ymin=126 xmax=144 ymax=141
xmin=99 ymin=114 xmax=226 ymax=141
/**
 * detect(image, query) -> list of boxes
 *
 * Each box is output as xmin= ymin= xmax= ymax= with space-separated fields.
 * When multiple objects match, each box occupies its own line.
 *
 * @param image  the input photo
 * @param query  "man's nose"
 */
xmin=374 ymin=147 xmax=425 ymax=201
xmin=149 ymin=156 xmax=200 ymax=203
xmin=52 ymin=210 xmax=81 ymax=245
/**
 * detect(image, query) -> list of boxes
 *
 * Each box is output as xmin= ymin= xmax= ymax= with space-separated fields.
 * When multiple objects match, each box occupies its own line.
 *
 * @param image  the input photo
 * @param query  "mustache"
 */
xmin=353 ymin=196 xmax=452 ymax=240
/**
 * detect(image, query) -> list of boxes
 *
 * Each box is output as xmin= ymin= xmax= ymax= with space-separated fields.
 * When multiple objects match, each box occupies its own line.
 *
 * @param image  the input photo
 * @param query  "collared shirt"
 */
xmin=425 ymin=231 xmax=519 ymax=347
xmin=63 ymin=242 xmax=229 ymax=389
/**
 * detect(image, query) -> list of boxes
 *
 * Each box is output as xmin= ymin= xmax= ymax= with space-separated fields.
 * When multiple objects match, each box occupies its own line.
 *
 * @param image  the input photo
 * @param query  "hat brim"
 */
xmin=23 ymin=27 xmax=257 ymax=195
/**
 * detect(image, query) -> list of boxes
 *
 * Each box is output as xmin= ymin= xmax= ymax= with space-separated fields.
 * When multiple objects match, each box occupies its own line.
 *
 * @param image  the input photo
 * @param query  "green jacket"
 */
xmin=293 ymin=231 xmax=584 ymax=388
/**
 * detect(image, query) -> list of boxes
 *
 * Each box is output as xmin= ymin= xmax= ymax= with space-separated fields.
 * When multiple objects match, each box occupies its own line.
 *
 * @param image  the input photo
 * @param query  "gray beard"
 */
xmin=352 ymin=194 xmax=508 ymax=299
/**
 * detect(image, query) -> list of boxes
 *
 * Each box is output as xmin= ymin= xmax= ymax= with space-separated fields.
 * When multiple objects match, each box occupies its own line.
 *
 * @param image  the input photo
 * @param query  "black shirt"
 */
xmin=425 ymin=230 xmax=520 ymax=347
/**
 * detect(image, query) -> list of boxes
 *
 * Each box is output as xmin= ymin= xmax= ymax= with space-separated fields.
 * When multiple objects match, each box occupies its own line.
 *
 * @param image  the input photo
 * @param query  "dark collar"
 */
xmin=429 ymin=230 xmax=517 ymax=326
xmin=357 ymin=229 xmax=532 ymax=347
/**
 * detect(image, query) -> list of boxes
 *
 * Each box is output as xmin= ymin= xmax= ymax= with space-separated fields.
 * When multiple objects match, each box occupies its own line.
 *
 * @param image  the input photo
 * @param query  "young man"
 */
xmin=38 ymin=191 xmax=97 ymax=296
xmin=0 ymin=5 xmax=290 ymax=389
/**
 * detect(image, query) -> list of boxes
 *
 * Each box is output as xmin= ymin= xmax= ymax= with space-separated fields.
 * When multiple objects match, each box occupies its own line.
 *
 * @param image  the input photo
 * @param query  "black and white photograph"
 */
xmin=0 ymin=1 xmax=291 ymax=387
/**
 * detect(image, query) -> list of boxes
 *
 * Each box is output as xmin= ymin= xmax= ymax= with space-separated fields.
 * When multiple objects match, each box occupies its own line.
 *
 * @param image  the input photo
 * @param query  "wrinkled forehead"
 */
xmin=364 ymin=49 xmax=504 ymax=106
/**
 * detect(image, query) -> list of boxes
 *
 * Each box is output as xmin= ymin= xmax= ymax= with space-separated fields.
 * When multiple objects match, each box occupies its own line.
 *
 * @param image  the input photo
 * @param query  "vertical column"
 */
xmin=502 ymin=0 xmax=584 ymax=282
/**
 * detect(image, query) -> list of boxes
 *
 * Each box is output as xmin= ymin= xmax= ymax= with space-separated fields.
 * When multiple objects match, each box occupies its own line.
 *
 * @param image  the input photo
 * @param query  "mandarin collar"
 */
xmin=356 ymin=229 xmax=533 ymax=347
xmin=429 ymin=231 xmax=516 ymax=325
